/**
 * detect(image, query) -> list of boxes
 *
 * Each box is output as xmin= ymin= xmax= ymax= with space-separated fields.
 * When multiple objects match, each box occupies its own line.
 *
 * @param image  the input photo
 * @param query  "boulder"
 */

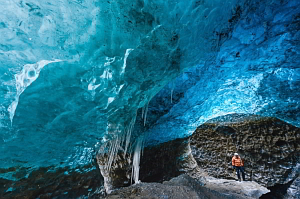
xmin=204 ymin=177 xmax=269 ymax=199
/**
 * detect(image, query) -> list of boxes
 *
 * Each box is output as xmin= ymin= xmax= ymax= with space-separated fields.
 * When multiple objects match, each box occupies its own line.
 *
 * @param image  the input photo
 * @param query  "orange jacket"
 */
xmin=232 ymin=156 xmax=244 ymax=167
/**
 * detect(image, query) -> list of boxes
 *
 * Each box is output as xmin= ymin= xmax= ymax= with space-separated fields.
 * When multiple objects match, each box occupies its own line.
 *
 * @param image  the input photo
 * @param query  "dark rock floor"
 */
xmin=104 ymin=174 xmax=267 ymax=199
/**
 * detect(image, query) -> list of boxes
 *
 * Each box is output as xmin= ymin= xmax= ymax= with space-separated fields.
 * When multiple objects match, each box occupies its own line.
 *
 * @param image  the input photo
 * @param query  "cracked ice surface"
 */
xmin=0 ymin=0 xmax=246 ymax=174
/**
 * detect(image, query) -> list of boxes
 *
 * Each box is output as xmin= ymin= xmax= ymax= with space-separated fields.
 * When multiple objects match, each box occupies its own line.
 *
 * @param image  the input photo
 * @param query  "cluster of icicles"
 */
xmin=98 ymin=102 xmax=150 ymax=185
xmin=97 ymin=83 xmax=178 ymax=185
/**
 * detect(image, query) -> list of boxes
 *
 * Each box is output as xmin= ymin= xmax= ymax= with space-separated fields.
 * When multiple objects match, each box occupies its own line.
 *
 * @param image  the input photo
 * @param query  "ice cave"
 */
xmin=0 ymin=0 xmax=299 ymax=198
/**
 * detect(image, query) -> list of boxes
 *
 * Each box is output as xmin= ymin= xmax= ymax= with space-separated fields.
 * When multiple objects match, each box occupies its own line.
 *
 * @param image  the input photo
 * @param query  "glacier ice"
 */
xmin=0 ymin=0 xmax=299 ymax=181
xmin=139 ymin=0 xmax=300 ymax=145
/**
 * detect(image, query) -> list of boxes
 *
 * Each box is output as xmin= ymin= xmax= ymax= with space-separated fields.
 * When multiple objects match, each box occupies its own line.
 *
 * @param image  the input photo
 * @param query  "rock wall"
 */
xmin=190 ymin=114 xmax=300 ymax=187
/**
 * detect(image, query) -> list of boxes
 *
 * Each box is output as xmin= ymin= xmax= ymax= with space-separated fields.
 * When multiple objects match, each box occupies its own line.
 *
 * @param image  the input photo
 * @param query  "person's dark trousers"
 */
xmin=235 ymin=166 xmax=245 ymax=181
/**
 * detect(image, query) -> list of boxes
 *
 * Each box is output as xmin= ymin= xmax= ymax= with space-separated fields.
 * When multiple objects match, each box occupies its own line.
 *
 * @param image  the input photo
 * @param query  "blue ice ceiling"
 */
xmin=142 ymin=0 xmax=300 ymax=145
xmin=0 ymin=0 xmax=299 ymax=177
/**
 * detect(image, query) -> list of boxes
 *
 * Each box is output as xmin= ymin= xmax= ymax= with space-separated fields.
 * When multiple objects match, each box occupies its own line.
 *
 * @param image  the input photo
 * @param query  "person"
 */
xmin=232 ymin=153 xmax=245 ymax=182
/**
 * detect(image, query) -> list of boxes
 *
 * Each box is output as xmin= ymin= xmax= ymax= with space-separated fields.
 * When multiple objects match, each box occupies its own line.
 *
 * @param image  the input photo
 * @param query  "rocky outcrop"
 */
xmin=260 ymin=175 xmax=299 ymax=199
xmin=96 ymin=150 xmax=132 ymax=193
xmin=190 ymin=114 xmax=300 ymax=187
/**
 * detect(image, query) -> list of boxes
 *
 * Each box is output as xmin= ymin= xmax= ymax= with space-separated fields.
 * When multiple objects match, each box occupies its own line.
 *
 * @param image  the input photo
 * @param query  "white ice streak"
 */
xmin=121 ymin=49 xmax=134 ymax=74
xmin=88 ymin=78 xmax=101 ymax=91
xmin=104 ymin=57 xmax=116 ymax=67
xmin=107 ymin=97 xmax=115 ymax=106
xmin=141 ymin=107 xmax=145 ymax=119
xmin=8 ymin=59 xmax=62 ymax=124
xmin=100 ymin=69 xmax=113 ymax=79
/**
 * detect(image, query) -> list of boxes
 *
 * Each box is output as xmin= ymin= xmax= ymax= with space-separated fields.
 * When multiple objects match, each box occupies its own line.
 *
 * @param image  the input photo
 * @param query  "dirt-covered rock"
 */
xmin=190 ymin=114 xmax=300 ymax=187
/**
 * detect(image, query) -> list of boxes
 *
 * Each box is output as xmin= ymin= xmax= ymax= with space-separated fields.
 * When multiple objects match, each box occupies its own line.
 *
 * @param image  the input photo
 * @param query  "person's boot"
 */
xmin=237 ymin=173 xmax=241 ymax=182
xmin=242 ymin=173 xmax=246 ymax=181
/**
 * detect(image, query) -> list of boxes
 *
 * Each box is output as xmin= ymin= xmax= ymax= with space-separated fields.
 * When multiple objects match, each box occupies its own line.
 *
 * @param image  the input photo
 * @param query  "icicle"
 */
xmin=124 ymin=110 xmax=138 ymax=158
xmin=141 ymin=107 xmax=144 ymax=119
xmin=100 ymin=111 xmax=138 ymax=173
xmin=123 ymin=128 xmax=131 ymax=158
xmin=107 ymin=137 xmax=119 ymax=172
xmin=104 ymin=124 xmax=123 ymax=172
xmin=131 ymin=137 xmax=143 ymax=184
xmin=124 ymin=117 xmax=136 ymax=158
xmin=143 ymin=102 xmax=149 ymax=126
